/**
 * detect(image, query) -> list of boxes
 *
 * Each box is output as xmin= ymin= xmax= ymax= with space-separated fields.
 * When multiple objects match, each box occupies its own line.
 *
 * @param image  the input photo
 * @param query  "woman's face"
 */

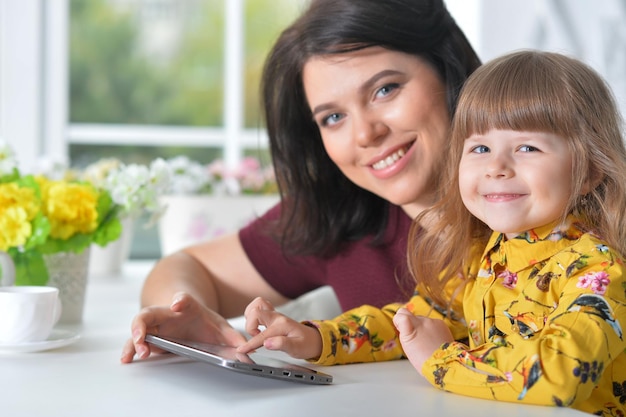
xmin=303 ymin=47 xmax=450 ymax=217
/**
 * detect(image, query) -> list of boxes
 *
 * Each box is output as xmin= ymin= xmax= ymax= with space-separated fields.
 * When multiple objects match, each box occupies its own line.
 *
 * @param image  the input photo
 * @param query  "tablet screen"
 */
xmin=145 ymin=334 xmax=333 ymax=385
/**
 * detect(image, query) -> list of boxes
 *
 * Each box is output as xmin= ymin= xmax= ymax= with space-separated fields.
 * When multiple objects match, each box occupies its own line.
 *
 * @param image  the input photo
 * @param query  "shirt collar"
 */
xmin=482 ymin=215 xmax=586 ymax=273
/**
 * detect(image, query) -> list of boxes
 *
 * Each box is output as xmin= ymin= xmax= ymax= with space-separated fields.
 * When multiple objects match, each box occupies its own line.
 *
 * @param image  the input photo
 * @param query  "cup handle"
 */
xmin=0 ymin=251 xmax=16 ymax=286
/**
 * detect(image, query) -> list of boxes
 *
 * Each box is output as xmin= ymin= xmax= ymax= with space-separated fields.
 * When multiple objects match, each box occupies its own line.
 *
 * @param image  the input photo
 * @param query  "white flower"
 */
xmin=104 ymin=158 xmax=171 ymax=225
xmin=0 ymin=140 xmax=19 ymax=176
xmin=165 ymin=156 xmax=214 ymax=194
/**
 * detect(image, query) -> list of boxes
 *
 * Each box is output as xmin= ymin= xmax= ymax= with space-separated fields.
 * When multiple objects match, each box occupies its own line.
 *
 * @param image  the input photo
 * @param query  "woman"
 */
xmin=120 ymin=0 xmax=481 ymax=363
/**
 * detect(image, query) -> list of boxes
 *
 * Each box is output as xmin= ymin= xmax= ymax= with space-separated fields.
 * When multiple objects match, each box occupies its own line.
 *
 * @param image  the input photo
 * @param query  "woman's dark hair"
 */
xmin=262 ymin=0 xmax=481 ymax=257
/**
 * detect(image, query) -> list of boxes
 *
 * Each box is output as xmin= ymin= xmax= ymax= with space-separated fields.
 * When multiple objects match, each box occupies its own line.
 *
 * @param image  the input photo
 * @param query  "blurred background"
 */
xmin=1 ymin=0 xmax=625 ymax=259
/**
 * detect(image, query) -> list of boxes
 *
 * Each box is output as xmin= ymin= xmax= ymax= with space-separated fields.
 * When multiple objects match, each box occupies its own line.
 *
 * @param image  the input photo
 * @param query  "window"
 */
xmin=0 ymin=0 xmax=303 ymax=258
xmin=68 ymin=0 xmax=304 ymax=169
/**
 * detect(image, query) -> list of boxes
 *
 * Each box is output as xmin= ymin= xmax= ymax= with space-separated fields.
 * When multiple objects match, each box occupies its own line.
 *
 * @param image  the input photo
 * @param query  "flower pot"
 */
xmin=89 ymin=217 xmax=134 ymax=276
xmin=158 ymin=194 xmax=279 ymax=256
xmin=44 ymin=248 xmax=91 ymax=324
xmin=1 ymin=249 xmax=91 ymax=324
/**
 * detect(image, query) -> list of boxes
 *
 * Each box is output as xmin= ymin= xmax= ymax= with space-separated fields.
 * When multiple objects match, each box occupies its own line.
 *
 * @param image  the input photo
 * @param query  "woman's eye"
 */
xmin=375 ymin=83 xmax=400 ymax=98
xmin=471 ymin=145 xmax=490 ymax=154
xmin=320 ymin=113 xmax=343 ymax=127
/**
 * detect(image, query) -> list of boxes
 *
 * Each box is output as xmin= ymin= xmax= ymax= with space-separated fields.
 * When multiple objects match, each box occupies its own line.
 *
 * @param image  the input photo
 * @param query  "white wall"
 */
xmin=449 ymin=0 xmax=626 ymax=117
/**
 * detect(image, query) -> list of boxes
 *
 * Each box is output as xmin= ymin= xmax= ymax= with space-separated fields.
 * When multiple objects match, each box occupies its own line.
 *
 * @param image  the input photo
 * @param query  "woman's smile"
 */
xmin=371 ymin=141 xmax=414 ymax=171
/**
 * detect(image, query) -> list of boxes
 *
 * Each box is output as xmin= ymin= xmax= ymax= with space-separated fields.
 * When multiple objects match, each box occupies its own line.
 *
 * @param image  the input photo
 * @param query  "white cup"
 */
xmin=0 ymin=286 xmax=62 ymax=344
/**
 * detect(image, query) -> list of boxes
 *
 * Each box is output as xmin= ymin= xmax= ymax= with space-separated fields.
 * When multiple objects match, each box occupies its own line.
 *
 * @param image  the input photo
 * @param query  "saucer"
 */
xmin=0 ymin=329 xmax=80 ymax=353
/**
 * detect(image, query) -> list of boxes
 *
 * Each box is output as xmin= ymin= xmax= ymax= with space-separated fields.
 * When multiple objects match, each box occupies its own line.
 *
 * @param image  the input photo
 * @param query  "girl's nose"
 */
xmin=485 ymin=154 xmax=514 ymax=179
xmin=352 ymin=111 xmax=389 ymax=147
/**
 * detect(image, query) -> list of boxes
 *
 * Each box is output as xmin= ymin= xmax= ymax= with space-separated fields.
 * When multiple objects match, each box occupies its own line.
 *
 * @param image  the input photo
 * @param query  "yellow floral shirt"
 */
xmin=308 ymin=217 xmax=626 ymax=416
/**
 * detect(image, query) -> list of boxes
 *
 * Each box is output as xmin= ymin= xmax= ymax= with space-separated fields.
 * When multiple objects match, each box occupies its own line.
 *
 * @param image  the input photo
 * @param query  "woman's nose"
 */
xmin=352 ymin=112 xmax=388 ymax=147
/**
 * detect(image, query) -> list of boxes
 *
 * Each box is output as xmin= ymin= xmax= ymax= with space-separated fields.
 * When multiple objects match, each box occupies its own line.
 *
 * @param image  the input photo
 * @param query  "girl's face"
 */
xmin=302 ymin=47 xmax=450 ymax=218
xmin=459 ymin=129 xmax=574 ymax=238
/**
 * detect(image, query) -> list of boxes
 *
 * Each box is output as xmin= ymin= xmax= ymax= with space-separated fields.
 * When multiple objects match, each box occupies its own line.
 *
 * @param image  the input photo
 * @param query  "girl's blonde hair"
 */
xmin=408 ymin=50 xmax=626 ymax=312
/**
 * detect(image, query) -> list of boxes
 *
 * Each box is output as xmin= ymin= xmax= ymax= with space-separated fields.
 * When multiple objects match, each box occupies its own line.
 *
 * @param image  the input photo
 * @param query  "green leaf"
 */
xmin=0 ymin=168 xmax=21 ymax=183
xmin=93 ymin=190 xmax=123 ymax=246
xmin=96 ymin=186 xmax=114 ymax=216
xmin=93 ymin=215 xmax=122 ymax=247
xmin=15 ymin=174 xmax=41 ymax=194
xmin=11 ymin=250 xmax=49 ymax=286
xmin=23 ymin=213 xmax=51 ymax=250
xmin=38 ymin=233 xmax=92 ymax=255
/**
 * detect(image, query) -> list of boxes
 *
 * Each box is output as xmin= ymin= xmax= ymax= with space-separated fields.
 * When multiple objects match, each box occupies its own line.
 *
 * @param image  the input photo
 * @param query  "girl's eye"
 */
xmin=375 ymin=83 xmax=400 ymax=98
xmin=519 ymin=145 xmax=539 ymax=152
xmin=471 ymin=145 xmax=490 ymax=154
xmin=320 ymin=113 xmax=344 ymax=127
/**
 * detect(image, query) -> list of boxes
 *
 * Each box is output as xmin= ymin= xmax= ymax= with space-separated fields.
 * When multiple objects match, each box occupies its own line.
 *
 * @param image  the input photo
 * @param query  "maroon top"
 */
xmin=239 ymin=203 xmax=415 ymax=310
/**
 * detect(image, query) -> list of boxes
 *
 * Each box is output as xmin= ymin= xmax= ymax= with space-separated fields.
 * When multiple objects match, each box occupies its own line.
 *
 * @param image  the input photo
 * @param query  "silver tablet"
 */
xmin=145 ymin=334 xmax=333 ymax=385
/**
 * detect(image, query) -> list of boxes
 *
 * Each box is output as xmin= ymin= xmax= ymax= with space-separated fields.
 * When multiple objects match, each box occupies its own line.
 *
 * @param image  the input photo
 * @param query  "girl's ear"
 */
xmin=581 ymin=168 xmax=604 ymax=195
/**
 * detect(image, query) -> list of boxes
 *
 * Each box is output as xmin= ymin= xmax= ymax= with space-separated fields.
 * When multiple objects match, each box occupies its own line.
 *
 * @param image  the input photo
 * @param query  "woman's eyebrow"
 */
xmin=358 ymin=69 xmax=402 ymax=96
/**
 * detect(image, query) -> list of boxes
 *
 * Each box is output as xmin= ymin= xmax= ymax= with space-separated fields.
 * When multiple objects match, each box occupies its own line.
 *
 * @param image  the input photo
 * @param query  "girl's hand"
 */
xmin=237 ymin=297 xmax=323 ymax=361
xmin=393 ymin=308 xmax=454 ymax=375
xmin=120 ymin=291 xmax=247 ymax=363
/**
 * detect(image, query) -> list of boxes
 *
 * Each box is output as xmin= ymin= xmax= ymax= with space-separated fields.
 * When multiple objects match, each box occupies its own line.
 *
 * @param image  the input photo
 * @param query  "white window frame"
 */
xmin=1 ymin=0 xmax=70 ymax=171
xmin=0 ymin=0 xmax=266 ymax=173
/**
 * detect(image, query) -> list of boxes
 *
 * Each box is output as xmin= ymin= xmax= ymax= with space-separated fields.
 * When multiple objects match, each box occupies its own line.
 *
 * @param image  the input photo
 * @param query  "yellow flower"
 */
xmin=37 ymin=177 xmax=99 ymax=240
xmin=0 ymin=183 xmax=39 ymax=251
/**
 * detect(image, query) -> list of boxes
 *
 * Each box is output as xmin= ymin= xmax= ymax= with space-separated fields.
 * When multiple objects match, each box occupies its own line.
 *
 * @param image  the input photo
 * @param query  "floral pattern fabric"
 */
xmin=308 ymin=216 xmax=626 ymax=416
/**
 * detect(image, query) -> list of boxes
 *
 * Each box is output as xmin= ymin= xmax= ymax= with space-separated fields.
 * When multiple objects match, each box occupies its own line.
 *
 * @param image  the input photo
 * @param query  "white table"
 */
xmin=0 ymin=261 xmax=588 ymax=417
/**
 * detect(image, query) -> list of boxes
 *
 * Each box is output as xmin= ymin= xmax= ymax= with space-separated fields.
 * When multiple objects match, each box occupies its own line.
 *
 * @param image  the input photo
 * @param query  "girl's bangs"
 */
xmin=457 ymin=55 xmax=575 ymax=139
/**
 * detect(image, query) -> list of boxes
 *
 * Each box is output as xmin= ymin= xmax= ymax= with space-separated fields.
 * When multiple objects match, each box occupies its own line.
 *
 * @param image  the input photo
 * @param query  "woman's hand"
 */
xmin=120 ymin=291 xmax=247 ymax=363
xmin=393 ymin=308 xmax=453 ymax=375
xmin=236 ymin=297 xmax=323 ymax=361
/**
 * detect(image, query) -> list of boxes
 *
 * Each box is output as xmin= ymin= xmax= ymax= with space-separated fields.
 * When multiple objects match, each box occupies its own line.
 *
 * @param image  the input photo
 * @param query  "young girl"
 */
xmin=239 ymin=50 xmax=626 ymax=416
